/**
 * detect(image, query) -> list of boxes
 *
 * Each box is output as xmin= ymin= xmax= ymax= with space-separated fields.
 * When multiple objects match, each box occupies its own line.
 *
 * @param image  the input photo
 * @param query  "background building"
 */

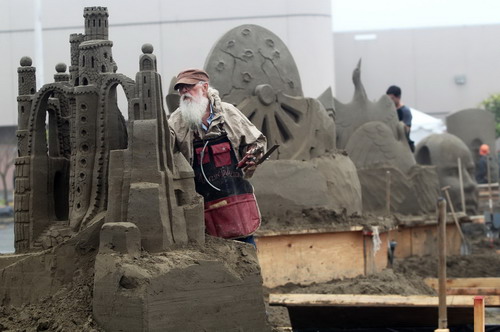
xmin=0 ymin=0 xmax=335 ymax=126
xmin=333 ymin=24 xmax=500 ymax=118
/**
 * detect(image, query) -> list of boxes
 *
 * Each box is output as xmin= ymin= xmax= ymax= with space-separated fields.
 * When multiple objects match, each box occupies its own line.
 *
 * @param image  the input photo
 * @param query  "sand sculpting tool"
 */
xmin=385 ymin=171 xmax=391 ymax=216
xmin=436 ymin=197 xmax=449 ymax=332
xmin=237 ymin=144 xmax=280 ymax=168
xmin=486 ymin=156 xmax=493 ymax=214
xmin=255 ymin=144 xmax=279 ymax=166
xmin=441 ymin=185 xmax=469 ymax=254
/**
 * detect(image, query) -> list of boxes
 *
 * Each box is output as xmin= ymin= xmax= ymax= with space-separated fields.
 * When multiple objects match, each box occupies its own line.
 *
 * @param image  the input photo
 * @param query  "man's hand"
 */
xmin=238 ymin=146 xmax=263 ymax=178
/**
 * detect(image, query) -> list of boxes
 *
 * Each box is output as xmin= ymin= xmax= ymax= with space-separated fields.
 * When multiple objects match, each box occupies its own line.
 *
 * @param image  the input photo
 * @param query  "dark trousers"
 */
xmin=235 ymin=235 xmax=256 ymax=248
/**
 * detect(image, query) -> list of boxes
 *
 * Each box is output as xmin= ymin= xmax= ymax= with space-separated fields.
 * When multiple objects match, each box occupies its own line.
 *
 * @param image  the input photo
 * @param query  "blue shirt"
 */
xmin=201 ymin=103 xmax=214 ymax=132
xmin=397 ymin=105 xmax=412 ymax=127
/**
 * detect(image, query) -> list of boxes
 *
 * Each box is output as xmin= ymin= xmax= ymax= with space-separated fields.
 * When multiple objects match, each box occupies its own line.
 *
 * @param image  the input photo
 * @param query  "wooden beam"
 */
xmin=444 ymin=288 xmax=500 ymax=296
xmin=269 ymin=293 xmax=500 ymax=307
xmin=425 ymin=278 xmax=500 ymax=289
xmin=474 ymin=296 xmax=485 ymax=332
xmin=255 ymin=225 xmax=364 ymax=237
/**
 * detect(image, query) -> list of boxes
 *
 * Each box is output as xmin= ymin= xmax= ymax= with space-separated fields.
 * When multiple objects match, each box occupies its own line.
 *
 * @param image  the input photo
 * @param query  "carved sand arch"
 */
xmin=77 ymin=74 xmax=135 ymax=230
xmin=22 ymin=83 xmax=73 ymax=245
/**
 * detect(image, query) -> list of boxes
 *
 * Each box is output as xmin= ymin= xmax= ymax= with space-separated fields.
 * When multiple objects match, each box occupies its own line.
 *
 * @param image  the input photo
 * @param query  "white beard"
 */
xmin=179 ymin=90 xmax=209 ymax=128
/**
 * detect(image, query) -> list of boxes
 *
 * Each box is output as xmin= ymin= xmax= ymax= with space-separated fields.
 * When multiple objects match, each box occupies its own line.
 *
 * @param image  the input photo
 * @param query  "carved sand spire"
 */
xmin=335 ymin=61 xmax=439 ymax=215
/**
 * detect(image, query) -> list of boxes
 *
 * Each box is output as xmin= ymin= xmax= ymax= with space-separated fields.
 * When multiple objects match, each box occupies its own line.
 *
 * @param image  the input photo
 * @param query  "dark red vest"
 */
xmin=193 ymin=135 xmax=261 ymax=239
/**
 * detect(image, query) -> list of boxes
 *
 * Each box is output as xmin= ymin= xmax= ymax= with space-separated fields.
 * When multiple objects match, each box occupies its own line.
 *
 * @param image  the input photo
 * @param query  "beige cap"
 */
xmin=174 ymin=69 xmax=209 ymax=90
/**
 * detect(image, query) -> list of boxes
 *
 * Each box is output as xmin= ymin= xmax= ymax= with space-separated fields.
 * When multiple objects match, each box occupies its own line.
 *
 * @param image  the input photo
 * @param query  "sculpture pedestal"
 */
xmin=93 ymin=223 xmax=270 ymax=332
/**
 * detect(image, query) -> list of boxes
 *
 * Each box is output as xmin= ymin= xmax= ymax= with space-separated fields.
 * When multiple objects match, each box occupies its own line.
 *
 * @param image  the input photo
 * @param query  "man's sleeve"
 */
xmin=402 ymin=107 xmax=412 ymax=127
xmin=167 ymin=111 xmax=182 ymax=153
xmin=224 ymin=104 xmax=267 ymax=154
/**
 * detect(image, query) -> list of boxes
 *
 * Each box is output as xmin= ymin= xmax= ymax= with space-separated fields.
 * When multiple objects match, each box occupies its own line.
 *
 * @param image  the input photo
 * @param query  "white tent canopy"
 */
xmin=409 ymin=108 xmax=446 ymax=144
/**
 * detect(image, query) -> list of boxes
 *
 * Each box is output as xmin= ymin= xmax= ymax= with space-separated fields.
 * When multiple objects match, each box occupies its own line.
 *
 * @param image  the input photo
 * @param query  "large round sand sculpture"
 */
xmin=204 ymin=24 xmax=362 ymax=224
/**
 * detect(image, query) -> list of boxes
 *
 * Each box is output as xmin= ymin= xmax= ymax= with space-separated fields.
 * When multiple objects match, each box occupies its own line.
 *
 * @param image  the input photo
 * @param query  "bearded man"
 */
xmin=168 ymin=69 xmax=266 ymax=246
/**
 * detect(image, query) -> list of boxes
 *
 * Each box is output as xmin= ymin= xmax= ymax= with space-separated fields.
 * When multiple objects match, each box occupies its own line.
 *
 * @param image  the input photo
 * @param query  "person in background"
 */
xmin=476 ymin=143 xmax=491 ymax=184
xmin=386 ymin=85 xmax=414 ymax=152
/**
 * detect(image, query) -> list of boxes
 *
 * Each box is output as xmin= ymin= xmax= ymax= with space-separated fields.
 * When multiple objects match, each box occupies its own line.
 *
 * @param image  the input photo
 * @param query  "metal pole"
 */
xmin=437 ymin=197 xmax=448 ymax=330
xmin=386 ymin=171 xmax=391 ymax=216
xmin=487 ymin=156 xmax=493 ymax=214
xmin=442 ymin=186 xmax=467 ymax=245
xmin=457 ymin=158 xmax=466 ymax=214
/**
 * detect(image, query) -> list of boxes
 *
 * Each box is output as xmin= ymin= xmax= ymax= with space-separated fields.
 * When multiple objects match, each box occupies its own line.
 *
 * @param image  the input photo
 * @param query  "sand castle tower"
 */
xmin=13 ymin=6 xmax=201 ymax=252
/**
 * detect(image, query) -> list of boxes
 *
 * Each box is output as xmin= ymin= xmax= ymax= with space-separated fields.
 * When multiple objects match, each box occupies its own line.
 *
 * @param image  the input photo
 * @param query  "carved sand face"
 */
xmin=416 ymin=133 xmax=478 ymax=215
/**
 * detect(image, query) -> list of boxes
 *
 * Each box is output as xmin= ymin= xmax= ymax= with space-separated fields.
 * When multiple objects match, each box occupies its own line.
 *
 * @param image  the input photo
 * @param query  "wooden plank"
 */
xmin=445 ymin=288 xmax=500 ymax=295
xmin=425 ymin=278 xmax=500 ymax=295
xmin=474 ymin=296 xmax=485 ymax=332
xmin=269 ymin=293 xmax=500 ymax=307
xmin=255 ymin=225 xmax=364 ymax=237
xmin=425 ymin=278 xmax=500 ymax=289
xmin=410 ymin=224 xmax=461 ymax=257
xmin=255 ymin=231 xmax=366 ymax=288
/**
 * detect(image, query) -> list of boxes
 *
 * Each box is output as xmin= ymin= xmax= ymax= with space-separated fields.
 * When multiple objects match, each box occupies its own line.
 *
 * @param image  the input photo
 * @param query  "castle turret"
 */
xmin=54 ymin=63 xmax=70 ymax=83
xmin=17 ymin=57 xmax=36 ymax=98
xmin=15 ymin=56 xmax=36 ymax=252
xmin=133 ymin=43 xmax=173 ymax=170
xmin=17 ymin=56 xmax=36 ymax=148
xmin=134 ymin=43 xmax=161 ymax=120
xmin=77 ymin=7 xmax=114 ymax=86
xmin=69 ymin=6 xmax=124 ymax=230
xmin=69 ymin=33 xmax=83 ymax=86
xmin=83 ymin=6 xmax=109 ymax=41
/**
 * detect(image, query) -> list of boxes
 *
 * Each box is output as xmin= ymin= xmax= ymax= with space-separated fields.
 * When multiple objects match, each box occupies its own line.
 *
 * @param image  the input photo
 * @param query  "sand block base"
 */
xmin=93 ymin=233 xmax=270 ymax=332
xmin=0 ymin=214 xmax=103 ymax=306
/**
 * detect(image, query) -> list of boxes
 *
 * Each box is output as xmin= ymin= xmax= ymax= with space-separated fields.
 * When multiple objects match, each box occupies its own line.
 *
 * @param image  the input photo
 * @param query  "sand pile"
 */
xmin=260 ymin=208 xmax=395 ymax=233
xmin=0 ymin=235 xmax=268 ymax=332
xmin=0 ymin=272 xmax=101 ymax=332
xmin=264 ymin=269 xmax=436 ymax=329
xmin=394 ymin=253 xmax=500 ymax=278
xmin=266 ymin=269 xmax=435 ymax=297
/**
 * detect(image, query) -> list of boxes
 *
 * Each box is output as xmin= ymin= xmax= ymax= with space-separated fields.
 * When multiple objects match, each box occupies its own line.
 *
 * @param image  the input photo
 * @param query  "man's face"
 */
xmin=178 ymin=82 xmax=209 ymax=127
xmin=435 ymin=143 xmax=478 ymax=215
xmin=387 ymin=94 xmax=399 ymax=107
xmin=178 ymin=81 xmax=208 ymax=100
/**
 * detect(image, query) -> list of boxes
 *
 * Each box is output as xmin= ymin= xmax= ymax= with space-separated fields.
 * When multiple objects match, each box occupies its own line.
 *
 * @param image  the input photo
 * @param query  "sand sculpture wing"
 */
xmin=345 ymin=122 xmax=416 ymax=173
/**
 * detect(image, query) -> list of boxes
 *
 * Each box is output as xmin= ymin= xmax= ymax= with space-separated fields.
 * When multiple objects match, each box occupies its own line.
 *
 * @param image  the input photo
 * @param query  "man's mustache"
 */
xmin=181 ymin=93 xmax=194 ymax=101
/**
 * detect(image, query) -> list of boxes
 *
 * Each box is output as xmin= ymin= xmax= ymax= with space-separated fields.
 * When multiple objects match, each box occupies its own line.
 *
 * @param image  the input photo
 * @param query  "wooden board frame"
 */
xmin=255 ymin=229 xmax=388 ymax=288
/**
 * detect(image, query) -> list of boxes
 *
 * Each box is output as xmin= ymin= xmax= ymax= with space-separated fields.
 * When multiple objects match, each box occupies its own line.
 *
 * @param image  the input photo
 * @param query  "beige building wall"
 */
xmin=0 ymin=0 xmax=335 ymax=126
xmin=333 ymin=24 xmax=500 ymax=118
